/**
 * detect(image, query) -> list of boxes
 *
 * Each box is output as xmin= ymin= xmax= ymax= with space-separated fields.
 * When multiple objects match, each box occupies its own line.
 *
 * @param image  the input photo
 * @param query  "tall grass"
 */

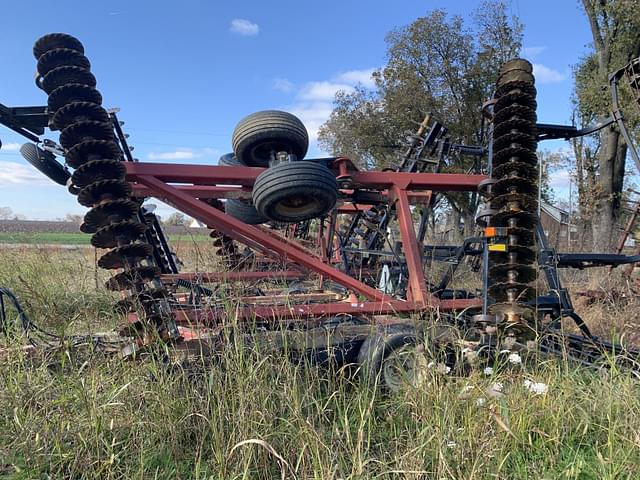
xmin=1 ymin=246 xmax=639 ymax=479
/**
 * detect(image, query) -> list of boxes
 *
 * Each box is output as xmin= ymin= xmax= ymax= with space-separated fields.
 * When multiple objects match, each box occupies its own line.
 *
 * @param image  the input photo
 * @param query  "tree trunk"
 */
xmin=579 ymin=0 xmax=634 ymax=252
xmin=592 ymin=126 xmax=626 ymax=251
xmin=446 ymin=206 xmax=462 ymax=243
xmin=463 ymin=211 xmax=475 ymax=238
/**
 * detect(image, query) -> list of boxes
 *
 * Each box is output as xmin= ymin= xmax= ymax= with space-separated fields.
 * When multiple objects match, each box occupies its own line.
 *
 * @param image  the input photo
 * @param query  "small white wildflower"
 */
xmin=476 ymin=397 xmax=486 ymax=406
xmin=459 ymin=384 xmax=474 ymax=399
xmin=486 ymin=382 xmax=504 ymax=399
xmin=463 ymin=349 xmax=479 ymax=364
xmin=483 ymin=366 xmax=494 ymax=376
xmin=523 ymin=379 xmax=548 ymax=395
xmin=508 ymin=353 xmax=522 ymax=365
xmin=503 ymin=336 xmax=516 ymax=349
xmin=436 ymin=363 xmax=451 ymax=375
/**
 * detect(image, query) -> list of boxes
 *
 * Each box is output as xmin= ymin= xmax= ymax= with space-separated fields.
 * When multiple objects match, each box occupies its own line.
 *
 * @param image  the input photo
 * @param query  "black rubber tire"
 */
xmin=357 ymin=324 xmax=421 ymax=390
xmin=225 ymin=199 xmax=269 ymax=225
xmin=358 ymin=324 xmax=463 ymax=391
xmin=232 ymin=110 xmax=309 ymax=167
xmin=297 ymin=316 xmax=367 ymax=367
xmin=252 ymin=161 xmax=338 ymax=223
xmin=218 ymin=152 xmax=244 ymax=166
xmin=219 ymin=153 xmax=266 ymax=223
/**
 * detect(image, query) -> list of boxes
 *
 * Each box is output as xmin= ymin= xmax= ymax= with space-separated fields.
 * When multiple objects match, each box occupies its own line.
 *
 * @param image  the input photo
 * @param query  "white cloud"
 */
xmin=230 ymin=18 xmax=259 ymax=36
xmin=148 ymin=150 xmax=197 ymax=160
xmin=532 ymin=63 xmax=566 ymax=84
xmin=549 ymin=169 xmax=572 ymax=188
xmin=334 ymin=68 xmax=377 ymax=88
xmin=274 ymin=67 xmax=378 ymax=146
xmin=288 ymin=103 xmax=335 ymax=143
xmin=0 ymin=161 xmax=56 ymax=186
xmin=272 ymin=78 xmax=294 ymax=93
xmin=147 ymin=147 xmax=219 ymax=161
xmin=522 ymin=46 xmax=546 ymax=58
xmin=2 ymin=142 xmax=21 ymax=152
xmin=298 ymin=81 xmax=354 ymax=102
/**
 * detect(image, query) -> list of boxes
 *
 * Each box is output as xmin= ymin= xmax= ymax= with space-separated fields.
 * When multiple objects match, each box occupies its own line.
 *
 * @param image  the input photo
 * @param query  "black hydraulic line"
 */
xmin=535 ymin=118 xmax=616 ymax=141
xmin=0 ymin=292 xmax=6 ymax=334
xmin=609 ymin=69 xmax=640 ymax=174
xmin=0 ymin=287 xmax=33 ymax=334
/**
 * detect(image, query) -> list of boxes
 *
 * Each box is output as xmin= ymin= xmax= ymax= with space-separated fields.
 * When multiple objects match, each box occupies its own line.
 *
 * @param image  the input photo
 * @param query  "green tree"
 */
xmin=537 ymin=149 xmax=570 ymax=205
xmin=163 ymin=212 xmax=187 ymax=226
xmin=319 ymin=1 xmax=522 ymax=237
xmin=0 ymin=207 xmax=13 ymax=220
xmin=573 ymin=0 xmax=640 ymax=250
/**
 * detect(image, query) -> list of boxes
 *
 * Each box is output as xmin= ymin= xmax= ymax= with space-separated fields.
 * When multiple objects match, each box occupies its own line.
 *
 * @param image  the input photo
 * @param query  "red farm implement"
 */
xmin=1 ymin=33 xmax=640 ymax=389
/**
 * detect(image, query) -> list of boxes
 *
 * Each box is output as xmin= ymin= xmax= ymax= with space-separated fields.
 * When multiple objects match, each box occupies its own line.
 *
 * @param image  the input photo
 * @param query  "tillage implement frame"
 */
xmin=1 ymin=33 xmax=640 ymax=386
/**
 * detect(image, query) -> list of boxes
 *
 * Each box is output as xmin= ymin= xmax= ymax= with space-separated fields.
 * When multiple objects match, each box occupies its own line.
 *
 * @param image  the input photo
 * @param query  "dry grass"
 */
xmin=0 ymin=245 xmax=639 ymax=479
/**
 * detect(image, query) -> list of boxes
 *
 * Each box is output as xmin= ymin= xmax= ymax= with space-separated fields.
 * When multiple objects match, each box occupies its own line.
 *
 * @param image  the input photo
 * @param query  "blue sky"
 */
xmin=0 ymin=0 xmax=592 ymax=219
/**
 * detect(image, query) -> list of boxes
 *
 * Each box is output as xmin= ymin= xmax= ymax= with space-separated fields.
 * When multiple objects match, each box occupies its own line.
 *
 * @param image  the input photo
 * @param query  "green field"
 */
xmin=0 ymin=231 xmax=211 ymax=245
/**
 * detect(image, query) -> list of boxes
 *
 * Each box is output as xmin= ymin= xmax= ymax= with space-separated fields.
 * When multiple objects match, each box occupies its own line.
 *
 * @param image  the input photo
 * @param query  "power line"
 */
xmin=123 ymin=126 xmax=232 ymax=136
xmin=131 ymin=141 xmax=224 ymax=149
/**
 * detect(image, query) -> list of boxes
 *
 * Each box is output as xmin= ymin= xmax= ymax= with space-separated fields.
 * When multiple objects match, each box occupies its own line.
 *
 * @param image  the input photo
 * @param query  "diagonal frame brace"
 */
xmin=135 ymin=174 xmax=390 ymax=303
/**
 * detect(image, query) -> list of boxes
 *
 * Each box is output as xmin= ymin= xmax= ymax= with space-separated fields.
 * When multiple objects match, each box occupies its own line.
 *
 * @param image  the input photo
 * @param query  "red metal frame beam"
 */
xmin=391 ymin=186 xmax=429 ymax=304
xmin=128 ymin=163 xmax=263 ymax=185
xmin=135 ymin=174 xmax=390 ymax=303
xmin=125 ymin=162 xmax=486 ymax=192
xmin=351 ymin=171 xmax=486 ymax=191
xmin=124 ymin=162 xmax=488 ymax=321
xmin=172 ymin=300 xmax=420 ymax=323
xmin=169 ymin=295 xmax=483 ymax=324
xmin=131 ymin=186 xmax=437 ymax=204
xmin=336 ymin=204 xmax=372 ymax=213
xmin=161 ymin=271 xmax=304 ymax=283
xmin=132 ymin=185 xmax=251 ymax=199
